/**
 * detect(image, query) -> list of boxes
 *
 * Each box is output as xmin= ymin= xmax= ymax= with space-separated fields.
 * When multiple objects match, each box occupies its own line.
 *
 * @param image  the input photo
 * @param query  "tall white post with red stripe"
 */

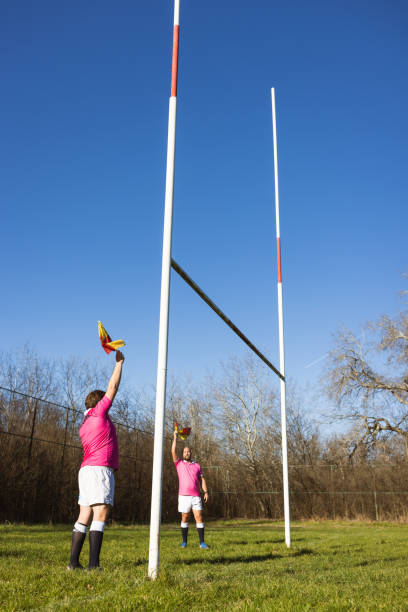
xmin=271 ymin=87 xmax=291 ymax=547
xmin=148 ymin=0 xmax=180 ymax=579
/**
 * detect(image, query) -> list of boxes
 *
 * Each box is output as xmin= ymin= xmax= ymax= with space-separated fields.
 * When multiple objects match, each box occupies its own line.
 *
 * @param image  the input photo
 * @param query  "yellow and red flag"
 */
xmin=174 ymin=421 xmax=191 ymax=440
xmin=98 ymin=321 xmax=126 ymax=354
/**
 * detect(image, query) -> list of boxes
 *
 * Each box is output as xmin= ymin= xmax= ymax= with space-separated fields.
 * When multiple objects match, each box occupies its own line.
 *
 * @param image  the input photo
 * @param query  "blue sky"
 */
xmin=2 ymin=0 xmax=407 ymax=408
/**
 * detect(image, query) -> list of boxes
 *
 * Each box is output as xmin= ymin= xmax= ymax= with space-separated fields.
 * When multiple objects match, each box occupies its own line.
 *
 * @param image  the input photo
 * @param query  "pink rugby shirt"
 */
xmin=80 ymin=395 xmax=119 ymax=470
xmin=174 ymin=459 xmax=203 ymax=496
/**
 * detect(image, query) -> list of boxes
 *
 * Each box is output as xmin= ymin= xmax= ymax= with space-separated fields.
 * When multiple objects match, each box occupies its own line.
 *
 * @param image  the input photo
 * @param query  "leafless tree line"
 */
xmin=1 ymin=311 xmax=408 ymax=524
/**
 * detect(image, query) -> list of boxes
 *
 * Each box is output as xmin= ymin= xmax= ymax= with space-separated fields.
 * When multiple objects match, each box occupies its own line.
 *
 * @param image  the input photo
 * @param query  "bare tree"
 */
xmin=211 ymin=357 xmax=276 ymax=471
xmin=0 ymin=345 xmax=58 ymax=399
xmin=323 ymin=308 xmax=408 ymax=458
xmin=0 ymin=346 xmax=59 ymax=434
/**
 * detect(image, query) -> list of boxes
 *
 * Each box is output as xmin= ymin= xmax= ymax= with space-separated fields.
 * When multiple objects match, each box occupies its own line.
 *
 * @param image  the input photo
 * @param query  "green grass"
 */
xmin=1 ymin=520 xmax=408 ymax=611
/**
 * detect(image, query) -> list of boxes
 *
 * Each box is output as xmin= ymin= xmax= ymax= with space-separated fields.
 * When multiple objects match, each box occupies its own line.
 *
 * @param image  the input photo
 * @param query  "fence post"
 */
xmin=372 ymin=468 xmax=379 ymax=521
xmin=60 ymin=407 xmax=70 ymax=473
xmin=27 ymin=399 xmax=38 ymax=464
xmin=373 ymin=490 xmax=379 ymax=521
xmin=330 ymin=465 xmax=336 ymax=519
xmin=52 ymin=406 xmax=70 ymax=522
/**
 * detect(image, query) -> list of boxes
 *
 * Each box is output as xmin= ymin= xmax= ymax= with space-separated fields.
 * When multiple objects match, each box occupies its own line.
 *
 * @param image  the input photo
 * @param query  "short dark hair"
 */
xmin=85 ymin=390 xmax=105 ymax=410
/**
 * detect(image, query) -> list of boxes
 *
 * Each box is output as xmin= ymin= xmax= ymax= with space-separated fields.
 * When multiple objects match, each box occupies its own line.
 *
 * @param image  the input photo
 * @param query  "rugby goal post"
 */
xmin=148 ymin=0 xmax=290 ymax=579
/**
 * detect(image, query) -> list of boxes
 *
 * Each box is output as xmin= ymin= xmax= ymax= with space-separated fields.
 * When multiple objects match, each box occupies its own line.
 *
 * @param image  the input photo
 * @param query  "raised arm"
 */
xmin=106 ymin=350 xmax=125 ymax=403
xmin=171 ymin=427 xmax=179 ymax=462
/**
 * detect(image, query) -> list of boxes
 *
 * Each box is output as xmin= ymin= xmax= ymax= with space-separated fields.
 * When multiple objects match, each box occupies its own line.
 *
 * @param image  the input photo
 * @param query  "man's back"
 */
xmin=80 ymin=396 xmax=118 ymax=469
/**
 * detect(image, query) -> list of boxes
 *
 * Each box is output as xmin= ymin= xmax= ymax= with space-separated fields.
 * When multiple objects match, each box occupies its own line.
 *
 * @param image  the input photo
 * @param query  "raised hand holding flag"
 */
xmin=98 ymin=321 xmax=126 ymax=354
xmin=174 ymin=421 xmax=191 ymax=440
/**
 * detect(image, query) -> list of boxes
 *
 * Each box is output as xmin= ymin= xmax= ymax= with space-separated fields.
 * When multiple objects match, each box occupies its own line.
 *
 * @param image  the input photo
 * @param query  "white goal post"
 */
xmin=148 ymin=1 xmax=290 ymax=579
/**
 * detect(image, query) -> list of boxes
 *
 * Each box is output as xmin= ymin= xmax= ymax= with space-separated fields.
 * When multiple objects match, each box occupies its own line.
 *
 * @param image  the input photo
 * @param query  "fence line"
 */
xmin=0 ymin=429 xmax=152 ymax=464
xmin=0 ymin=386 xmax=157 ymax=464
xmin=3 ymin=385 xmax=408 ymax=522
xmin=213 ymin=490 xmax=408 ymax=495
xmin=0 ymin=428 xmax=81 ymax=449
xmin=1 ymin=385 xmax=405 ymax=471
xmin=0 ymin=385 xmax=152 ymax=436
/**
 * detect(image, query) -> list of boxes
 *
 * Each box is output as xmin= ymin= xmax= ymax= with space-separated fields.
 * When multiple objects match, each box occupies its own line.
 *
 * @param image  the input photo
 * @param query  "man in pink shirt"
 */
xmin=68 ymin=350 xmax=125 ymax=570
xmin=172 ymin=426 xmax=209 ymax=549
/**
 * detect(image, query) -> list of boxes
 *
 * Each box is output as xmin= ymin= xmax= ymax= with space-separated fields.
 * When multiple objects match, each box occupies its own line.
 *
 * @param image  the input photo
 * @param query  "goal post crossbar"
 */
xmin=171 ymin=258 xmax=284 ymax=381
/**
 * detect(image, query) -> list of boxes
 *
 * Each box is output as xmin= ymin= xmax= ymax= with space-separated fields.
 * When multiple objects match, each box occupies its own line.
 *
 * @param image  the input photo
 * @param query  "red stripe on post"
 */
xmin=171 ymin=25 xmax=179 ymax=97
xmin=277 ymin=237 xmax=282 ymax=283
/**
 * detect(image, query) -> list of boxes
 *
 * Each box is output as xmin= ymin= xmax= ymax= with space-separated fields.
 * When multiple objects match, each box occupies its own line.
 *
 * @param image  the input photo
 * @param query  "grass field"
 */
xmin=1 ymin=520 xmax=408 ymax=611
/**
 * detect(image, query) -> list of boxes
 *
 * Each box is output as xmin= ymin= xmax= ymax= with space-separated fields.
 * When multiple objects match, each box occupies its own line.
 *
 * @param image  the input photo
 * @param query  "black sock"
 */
xmin=70 ymin=528 xmax=86 ymax=567
xmin=197 ymin=527 xmax=204 ymax=544
xmin=88 ymin=530 xmax=104 ymax=568
xmin=181 ymin=526 xmax=188 ymax=543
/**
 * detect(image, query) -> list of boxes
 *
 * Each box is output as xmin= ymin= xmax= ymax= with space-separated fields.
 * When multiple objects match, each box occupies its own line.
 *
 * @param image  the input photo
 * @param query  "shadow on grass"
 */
xmin=290 ymin=548 xmax=315 ymax=557
xmin=0 ymin=549 xmax=26 ymax=558
xmin=213 ymin=521 xmax=286 ymax=529
xmin=230 ymin=539 xmax=285 ymax=545
xmin=176 ymin=552 xmax=283 ymax=565
xmin=354 ymin=560 xmax=369 ymax=567
xmin=114 ymin=559 xmax=145 ymax=569
xmin=353 ymin=557 xmax=400 ymax=567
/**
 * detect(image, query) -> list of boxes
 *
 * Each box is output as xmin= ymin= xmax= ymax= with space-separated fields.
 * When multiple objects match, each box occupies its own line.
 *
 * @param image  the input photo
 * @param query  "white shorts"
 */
xmin=178 ymin=495 xmax=203 ymax=513
xmin=78 ymin=466 xmax=115 ymax=507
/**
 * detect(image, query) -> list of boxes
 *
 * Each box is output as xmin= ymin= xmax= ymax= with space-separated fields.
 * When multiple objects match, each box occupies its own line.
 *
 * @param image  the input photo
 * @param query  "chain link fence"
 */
xmin=2 ymin=386 xmax=408 ymax=523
